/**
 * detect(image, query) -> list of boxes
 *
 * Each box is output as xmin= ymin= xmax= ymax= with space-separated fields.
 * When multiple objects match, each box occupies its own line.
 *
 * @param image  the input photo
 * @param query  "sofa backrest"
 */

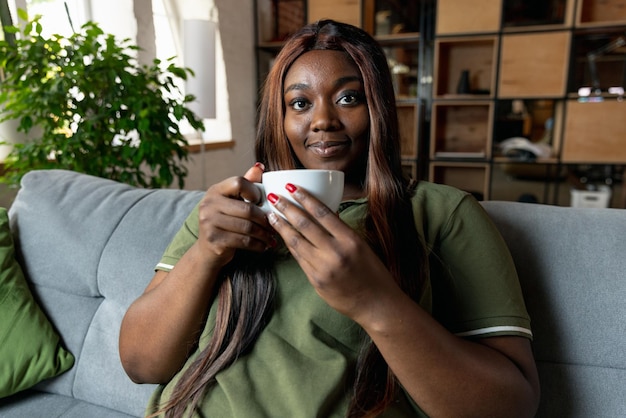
xmin=8 ymin=170 xmax=204 ymax=416
xmin=8 ymin=170 xmax=626 ymax=417
xmin=482 ymin=201 xmax=626 ymax=417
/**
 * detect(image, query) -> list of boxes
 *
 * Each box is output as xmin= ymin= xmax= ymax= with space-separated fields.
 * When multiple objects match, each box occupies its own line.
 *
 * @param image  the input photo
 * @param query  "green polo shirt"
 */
xmin=147 ymin=181 xmax=531 ymax=417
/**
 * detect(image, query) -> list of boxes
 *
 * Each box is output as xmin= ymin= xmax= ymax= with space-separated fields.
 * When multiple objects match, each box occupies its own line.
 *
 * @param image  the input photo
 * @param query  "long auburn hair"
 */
xmin=155 ymin=20 xmax=428 ymax=418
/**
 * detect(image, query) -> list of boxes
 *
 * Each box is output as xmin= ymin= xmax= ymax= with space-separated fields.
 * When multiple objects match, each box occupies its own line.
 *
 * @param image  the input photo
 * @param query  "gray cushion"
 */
xmin=0 ymin=390 xmax=137 ymax=417
xmin=482 ymin=201 xmax=626 ymax=417
xmin=7 ymin=170 xmax=204 ymax=416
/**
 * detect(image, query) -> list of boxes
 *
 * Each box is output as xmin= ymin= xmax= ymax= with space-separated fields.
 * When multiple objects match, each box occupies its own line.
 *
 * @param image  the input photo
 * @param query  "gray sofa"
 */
xmin=1 ymin=169 xmax=625 ymax=417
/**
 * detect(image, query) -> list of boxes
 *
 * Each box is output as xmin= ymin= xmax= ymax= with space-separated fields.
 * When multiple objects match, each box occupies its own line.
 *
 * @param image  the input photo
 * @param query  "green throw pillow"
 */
xmin=0 ymin=208 xmax=74 ymax=398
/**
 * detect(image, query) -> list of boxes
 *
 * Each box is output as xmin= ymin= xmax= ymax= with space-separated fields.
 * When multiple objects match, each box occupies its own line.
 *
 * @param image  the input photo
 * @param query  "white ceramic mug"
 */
xmin=253 ymin=169 xmax=344 ymax=216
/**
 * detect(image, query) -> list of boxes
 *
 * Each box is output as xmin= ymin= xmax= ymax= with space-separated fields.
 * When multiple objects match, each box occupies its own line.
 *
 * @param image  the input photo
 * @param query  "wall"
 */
xmin=181 ymin=0 xmax=257 ymax=192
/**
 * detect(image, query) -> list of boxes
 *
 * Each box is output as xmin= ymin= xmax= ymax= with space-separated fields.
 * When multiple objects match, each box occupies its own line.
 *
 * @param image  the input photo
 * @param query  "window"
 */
xmin=10 ymin=0 xmax=231 ymax=144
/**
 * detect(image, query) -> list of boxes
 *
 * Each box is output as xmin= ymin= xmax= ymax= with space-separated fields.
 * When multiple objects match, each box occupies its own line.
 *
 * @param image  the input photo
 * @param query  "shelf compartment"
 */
xmin=493 ymin=99 xmax=564 ymax=157
xmin=435 ymin=0 xmax=501 ymax=35
xmin=568 ymin=29 xmax=626 ymax=95
xmin=256 ymin=0 xmax=306 ymax=43
xmin=384 ymin=42 xmax=420 ymax=99
xmin=562 ymin=99 xmax=626 ymax=163
xmin=429 ymin=162 xmax=491 ymax=200
xmin=498 ymin=31 xmax=571 ymax=98
xmin=502 ymin=0 xmax=574 ymax=30
xmin=576 ymin=0 xmax=626 ymax=27
xmin=434 ymin=36 xmax=498 ymax=98
xmin=402 ymin=159 xmax=418 ymax=180
xmin=397 ymin=101 xmax=421 ymax=159
xmin=363 ymin=0 xmax=421 ymax=36
xmin=430 ymin=101 xmax=493 ymax=159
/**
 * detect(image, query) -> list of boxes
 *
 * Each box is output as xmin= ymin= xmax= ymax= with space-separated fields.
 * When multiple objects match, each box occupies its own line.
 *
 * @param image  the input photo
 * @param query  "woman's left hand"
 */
xmin=266 ymin=183 xmax=398 ymax=321
xmin=267 ymin=184 xmax=541 ymax=418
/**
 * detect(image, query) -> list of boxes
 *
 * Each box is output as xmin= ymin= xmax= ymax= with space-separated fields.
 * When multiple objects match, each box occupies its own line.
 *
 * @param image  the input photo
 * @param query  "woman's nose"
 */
xmin=311 ymin=101 xmax=341 ymax=132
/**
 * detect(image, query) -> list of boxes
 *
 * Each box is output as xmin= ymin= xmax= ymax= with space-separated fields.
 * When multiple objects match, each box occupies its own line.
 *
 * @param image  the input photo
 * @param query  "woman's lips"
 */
xmin=307 ymin=141 xmax=349 ymax=157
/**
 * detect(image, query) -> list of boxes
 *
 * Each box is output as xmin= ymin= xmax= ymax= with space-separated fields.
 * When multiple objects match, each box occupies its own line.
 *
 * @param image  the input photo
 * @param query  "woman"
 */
xmin=120 ymin=20 xmax=540 ymax=417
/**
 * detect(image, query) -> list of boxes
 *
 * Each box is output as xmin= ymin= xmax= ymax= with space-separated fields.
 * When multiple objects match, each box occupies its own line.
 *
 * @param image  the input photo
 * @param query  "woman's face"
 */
xmin=283 ymin=50 xmax=369 ymax=179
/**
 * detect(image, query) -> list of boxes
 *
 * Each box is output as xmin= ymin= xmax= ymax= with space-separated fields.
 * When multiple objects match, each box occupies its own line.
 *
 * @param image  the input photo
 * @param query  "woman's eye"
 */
xmin=289 ymin=99 xmax=309 ymax=111
xmin=338 ymin=92 xmax=363 ymax=106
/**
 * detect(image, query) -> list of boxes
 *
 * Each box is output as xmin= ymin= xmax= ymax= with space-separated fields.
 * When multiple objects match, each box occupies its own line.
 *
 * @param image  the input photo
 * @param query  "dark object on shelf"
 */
xmin=518 ymin=193 xmax=539 ymax=203
xmin=456 ymin=69 xmax=470 ymax=94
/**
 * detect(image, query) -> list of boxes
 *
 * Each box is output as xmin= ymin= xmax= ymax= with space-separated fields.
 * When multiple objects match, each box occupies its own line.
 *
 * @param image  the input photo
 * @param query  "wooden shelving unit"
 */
xmin=429 ymin=0 xmax=625 ymax=206
xmin=255 ymin=0 xmax=626 ymax=206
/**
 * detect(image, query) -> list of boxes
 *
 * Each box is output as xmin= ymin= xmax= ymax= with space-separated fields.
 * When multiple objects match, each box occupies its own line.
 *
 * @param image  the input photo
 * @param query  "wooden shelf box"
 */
xmin=498 ymin=31 xmax=572 ymax=98
xmin=562 ymin=99 xmax=626 ymax=163
xmin=308 ymin=0 xmax=361 ymax=27
xmin=402 ymin=160 xmax=418 ymax=180
xmin=397 ymin=102 xmax=421 ymax=158
xmin=434 ymin=36 xmax=498 ymax=98
xmin=435 ymin=0 xmax=501 ymax=35
xmin=429 ymin=162 xmax=491 ymax=200
xmin=256 ymin=0 xmax=305 ymax=43
xmin=430 ymin=101 xmax=493 ymax=159
xmin=576 ymin=0 xmax=626 ymax=27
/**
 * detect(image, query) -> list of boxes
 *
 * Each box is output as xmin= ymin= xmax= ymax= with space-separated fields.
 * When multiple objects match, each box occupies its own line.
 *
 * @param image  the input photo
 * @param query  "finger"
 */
xmin=281 ymin=183 xmax=347 ymax=239
xmin=266 ymin=193 xmax=334 ymax=268
xmin=214 ymin=175 xmax=265 ymax=210
xmin=200 ymin=201 xmax=274 ymax=251
xmin=243 ymin=162 xmax=264 ymax=183
xmin=266 ymin=204 xmax=318 ymax=260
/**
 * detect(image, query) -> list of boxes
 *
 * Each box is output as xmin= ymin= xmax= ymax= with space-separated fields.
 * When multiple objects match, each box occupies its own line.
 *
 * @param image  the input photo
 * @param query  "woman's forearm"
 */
xmin=119 ymin=242 xmax=222 ymax=384
xmin=357 ymin=288 xmax=540 ymax=418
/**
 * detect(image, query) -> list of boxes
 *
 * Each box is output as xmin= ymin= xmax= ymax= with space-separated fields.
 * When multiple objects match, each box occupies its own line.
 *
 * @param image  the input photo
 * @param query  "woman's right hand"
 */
xmin=195 ymin=163 xmax=274 ymax=269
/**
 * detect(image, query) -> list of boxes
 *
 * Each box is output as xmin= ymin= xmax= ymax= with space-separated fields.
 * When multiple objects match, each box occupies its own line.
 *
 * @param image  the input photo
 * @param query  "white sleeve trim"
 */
xmin=155 ymin=262 xmax=175 ymax=271
xmin=455 ymin=326 xmax=533 ymax=338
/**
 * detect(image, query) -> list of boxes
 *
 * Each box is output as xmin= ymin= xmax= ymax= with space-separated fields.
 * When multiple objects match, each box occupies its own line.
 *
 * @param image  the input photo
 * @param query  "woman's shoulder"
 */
xmin=411 ymin=181 xmax=472 ymax=211
xmin=410 ymin=181 xmax=483 ymax=240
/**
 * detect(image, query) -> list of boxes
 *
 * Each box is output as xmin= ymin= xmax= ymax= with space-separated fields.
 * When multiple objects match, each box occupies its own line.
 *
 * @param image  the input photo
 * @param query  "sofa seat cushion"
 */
xmin=0 ymin=390 xmax=138 ymax=417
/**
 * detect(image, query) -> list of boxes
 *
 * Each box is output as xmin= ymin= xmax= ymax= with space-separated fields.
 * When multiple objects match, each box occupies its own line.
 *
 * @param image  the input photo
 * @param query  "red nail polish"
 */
xmin=254 ymin=162 xmax=265 ymax=171
xmin=285 ymin=183 xmax=297 ymax=193
xmin=267 ymin=193 xmax=279 ymax=204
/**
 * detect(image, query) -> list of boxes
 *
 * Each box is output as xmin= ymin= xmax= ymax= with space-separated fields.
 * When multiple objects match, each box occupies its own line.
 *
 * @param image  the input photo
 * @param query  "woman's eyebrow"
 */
xmin=334 ymin=75 xmax=362 ymax=88
xmin=284 ymin=83 xmax=308 ymax=94
xmin=284 ymin=76 xmax=363 ymax=95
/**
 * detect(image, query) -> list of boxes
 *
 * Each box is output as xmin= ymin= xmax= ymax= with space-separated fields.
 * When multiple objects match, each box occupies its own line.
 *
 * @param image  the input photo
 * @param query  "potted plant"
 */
xmin=0 ymin=9 xmax=205 ymax=188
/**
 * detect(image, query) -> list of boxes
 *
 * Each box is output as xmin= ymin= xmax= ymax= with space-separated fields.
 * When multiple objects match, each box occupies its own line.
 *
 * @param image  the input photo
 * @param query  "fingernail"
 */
xmin=267 ymin=193 xmax=279 ymax=204
xmin=285 ymin=183 xmax=297 ymax=193
xmin=254 ymin=162 xmax=265 ymax=171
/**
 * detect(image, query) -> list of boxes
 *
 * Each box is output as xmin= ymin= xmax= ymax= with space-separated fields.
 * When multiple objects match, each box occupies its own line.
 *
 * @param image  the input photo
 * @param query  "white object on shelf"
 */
xmin=570 ymin=185 xmax=612 ymax=208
